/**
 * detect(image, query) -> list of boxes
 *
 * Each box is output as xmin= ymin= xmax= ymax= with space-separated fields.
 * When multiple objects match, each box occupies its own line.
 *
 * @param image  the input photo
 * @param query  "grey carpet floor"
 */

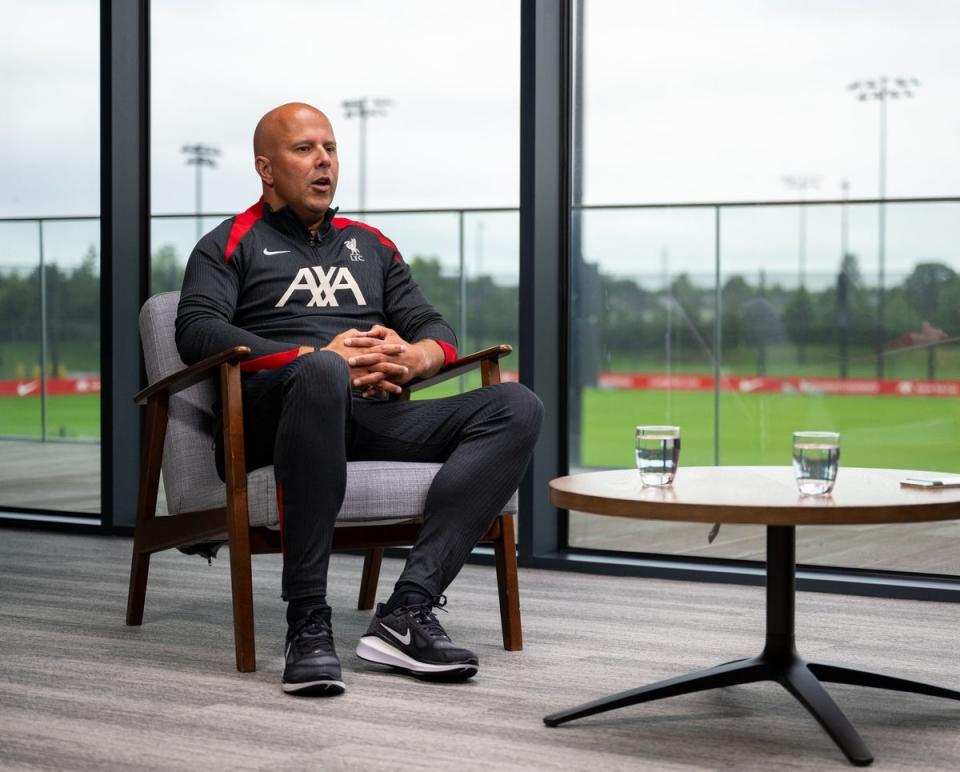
xmin=0 ymin=529 xmax=958 ymax=771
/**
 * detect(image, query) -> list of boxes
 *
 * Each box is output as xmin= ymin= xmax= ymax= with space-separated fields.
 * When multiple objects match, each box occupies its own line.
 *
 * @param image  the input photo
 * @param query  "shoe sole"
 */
xmin=355 ymin=635 xmax=478 ymax=680
xmin=281 ymin=678 xmax=346 ymax=696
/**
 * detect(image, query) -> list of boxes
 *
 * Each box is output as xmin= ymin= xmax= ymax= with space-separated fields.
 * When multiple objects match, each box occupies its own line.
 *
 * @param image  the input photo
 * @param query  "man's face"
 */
xmin=258 ymin=109 xmax=339 ymax=224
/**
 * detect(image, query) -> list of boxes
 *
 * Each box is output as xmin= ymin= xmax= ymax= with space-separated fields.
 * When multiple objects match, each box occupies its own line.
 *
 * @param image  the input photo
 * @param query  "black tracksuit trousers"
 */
xmin=237 ymin=350 xmax=544 ymax=603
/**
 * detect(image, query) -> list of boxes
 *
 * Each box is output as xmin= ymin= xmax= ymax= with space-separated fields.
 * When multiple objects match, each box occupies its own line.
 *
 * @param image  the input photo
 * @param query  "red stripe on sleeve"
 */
xmin=436 ymin=340 xmax=458 ymax=367
xmin=239 ymin=347 xmax=299 ymax=372
xmin=224 ymin=199 xmax=264 ymax=261
xmin=331 ymin=216 xmax=403 ymax=262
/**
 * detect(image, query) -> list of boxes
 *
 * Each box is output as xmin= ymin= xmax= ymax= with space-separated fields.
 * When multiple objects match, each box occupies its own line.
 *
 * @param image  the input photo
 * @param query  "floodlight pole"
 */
xmin=781 ymin=174 xmax=820 ymax=368
xmin=782 ymin=174 xmax=821 ymax=290
xmin=848 ymin=76 xmax=920 ymax=378
xmin=181 ymin=143 xmax=221 ymax=242
xmin=840 ymin=178 xmax=850 ymax=263
xmin=342 ymin=98 xmax=392 ymax=213
xmin=838 ymin=178 xmax=851 ymax=379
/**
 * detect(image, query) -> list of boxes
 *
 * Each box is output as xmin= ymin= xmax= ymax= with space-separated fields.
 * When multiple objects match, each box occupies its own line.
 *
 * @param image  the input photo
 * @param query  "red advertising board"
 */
xmin=499 ymin=370 xmax=960 ymax=398
xmin=1 ymin=372 xmax=957 ymax=398
xmin=593 ymin=372 xmax=960 ymax=398
xmin=0 ymin=377 xmax=102 ymax=397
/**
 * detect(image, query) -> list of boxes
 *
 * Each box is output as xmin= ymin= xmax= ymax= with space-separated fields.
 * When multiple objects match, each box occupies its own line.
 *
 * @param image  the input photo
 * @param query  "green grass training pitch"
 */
xmin=2 ymin=388 xmax=957 ymax=474
xmin=0 ymin=394 xmax=100 ymax=439
xmin=579 ymin=388 xmax=960 ymax=473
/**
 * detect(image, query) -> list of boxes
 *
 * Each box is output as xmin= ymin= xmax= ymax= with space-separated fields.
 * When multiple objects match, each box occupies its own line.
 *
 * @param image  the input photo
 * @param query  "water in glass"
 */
xmin=792 ymin=431 xmax=840 ymax=496
xmin=636 ymin=426 xmax=680 ymax=486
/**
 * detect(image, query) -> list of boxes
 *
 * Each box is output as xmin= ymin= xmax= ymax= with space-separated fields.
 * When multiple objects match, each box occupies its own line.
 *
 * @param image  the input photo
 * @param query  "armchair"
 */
xmin=126 ymin=291 xmax=521 ymax=672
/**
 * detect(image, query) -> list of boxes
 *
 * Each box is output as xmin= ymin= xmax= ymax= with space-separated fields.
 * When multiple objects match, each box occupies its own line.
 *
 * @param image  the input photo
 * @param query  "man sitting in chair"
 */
xmin=174 ymin=102 xmax=543 ymax=696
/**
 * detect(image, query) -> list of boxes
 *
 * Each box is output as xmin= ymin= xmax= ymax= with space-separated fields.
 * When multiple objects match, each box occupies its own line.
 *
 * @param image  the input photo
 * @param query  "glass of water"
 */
xmin=636 ymin=426 xmax=680 ymax=486
xmin=792 ymin=431 xmax=840 ymax=496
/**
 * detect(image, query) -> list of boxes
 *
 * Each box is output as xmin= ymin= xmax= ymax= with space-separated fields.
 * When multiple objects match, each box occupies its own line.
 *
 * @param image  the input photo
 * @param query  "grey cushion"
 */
xmin=139 ymin=292 xmax=517 ymax=527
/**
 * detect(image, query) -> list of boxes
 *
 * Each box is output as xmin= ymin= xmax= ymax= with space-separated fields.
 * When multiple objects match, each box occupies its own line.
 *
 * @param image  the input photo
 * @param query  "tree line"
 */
xmin=589 ymin=253 xmax=958 ymax=376
xmin=1 ymin=245 xmax=956 ymax=379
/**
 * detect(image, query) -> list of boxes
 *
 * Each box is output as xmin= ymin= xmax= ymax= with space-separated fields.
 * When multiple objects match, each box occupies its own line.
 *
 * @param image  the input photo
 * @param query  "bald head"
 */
xmin=253 ymin=102 xmax=339 ymax=231
xmin=254 ymin=102 xmax=332 ymax=156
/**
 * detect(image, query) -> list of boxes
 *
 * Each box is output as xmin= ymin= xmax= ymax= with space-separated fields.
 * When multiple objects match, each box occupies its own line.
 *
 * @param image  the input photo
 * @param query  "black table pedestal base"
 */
xmin=543 ymin=526 xmax=960 ymax=766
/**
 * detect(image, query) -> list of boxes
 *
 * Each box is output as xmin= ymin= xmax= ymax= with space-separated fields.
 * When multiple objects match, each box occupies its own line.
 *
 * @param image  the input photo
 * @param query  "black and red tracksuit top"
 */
xmin=175 ymin=200 xmax=458 ymax=372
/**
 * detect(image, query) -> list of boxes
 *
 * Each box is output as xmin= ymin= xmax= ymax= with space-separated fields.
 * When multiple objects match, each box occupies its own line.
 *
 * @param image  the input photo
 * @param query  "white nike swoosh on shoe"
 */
xmin=263 ymin=248 xmax=291 ymax=255
xmin=380 ymin=622 xmax=411 ymax=646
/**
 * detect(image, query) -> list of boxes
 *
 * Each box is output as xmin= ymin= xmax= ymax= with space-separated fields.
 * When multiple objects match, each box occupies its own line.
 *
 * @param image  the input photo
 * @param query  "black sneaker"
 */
xmin=282 ymin=609 xmax=345 ymax=696
xmin=355 ymin=595 xmax=479 ymax=680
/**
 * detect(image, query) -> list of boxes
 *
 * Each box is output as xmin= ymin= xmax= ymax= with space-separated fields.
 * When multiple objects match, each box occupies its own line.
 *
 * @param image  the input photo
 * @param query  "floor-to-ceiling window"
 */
xmin=146 ymin=1 xmax=520 ymax=512
xmin=568 ymin=0 xmax=960 ymax=576
xmin=0 ymin=1 xmax=101 ymax=518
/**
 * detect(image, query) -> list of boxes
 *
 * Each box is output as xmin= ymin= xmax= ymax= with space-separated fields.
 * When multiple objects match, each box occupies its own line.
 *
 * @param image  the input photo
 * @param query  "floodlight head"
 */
xmin=342 ymin=96 xmax=392 ymax=120
xmin=182 ymin=143 xmax=220 ymax=158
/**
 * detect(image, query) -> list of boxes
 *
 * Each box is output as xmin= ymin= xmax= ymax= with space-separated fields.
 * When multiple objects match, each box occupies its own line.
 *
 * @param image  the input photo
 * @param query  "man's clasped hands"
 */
xmin=297 ymin=324 xmax=444 ymax=398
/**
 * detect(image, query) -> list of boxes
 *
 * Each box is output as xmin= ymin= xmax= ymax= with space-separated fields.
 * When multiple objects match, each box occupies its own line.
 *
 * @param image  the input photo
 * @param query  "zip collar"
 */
xmin=262 ymin=202 xmax=339 ymax=245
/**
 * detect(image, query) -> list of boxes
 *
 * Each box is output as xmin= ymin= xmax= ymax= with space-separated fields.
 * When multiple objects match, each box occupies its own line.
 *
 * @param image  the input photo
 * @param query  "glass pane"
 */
xmin=0 ymin=222 xmax=42 ymax=439
xmin=568 ymin=199 xmax=960 ymax=575
xmin=40 ymin=220 xmax=101 ymax=442
xmin=571 ymin=1 xmax=960 ymax=576
xmin=151 ymin=0 xmax=519 ymax=379
xmin=150 ymin=216 xmax=220 ymax=294
xmin=568 ymin=207 xmax=719 ymax=551
xmin=718 ymin=200 xmax=960 ymax=572
xmin=0 ymin=1 xmax=100 ymax=516
xmin=463 ymin=210 xmax=520 ymax=357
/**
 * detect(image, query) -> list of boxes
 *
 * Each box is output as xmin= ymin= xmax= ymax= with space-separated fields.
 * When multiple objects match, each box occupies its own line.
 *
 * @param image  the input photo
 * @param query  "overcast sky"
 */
xmin=2 ymin=0 xmax=958 ymax=281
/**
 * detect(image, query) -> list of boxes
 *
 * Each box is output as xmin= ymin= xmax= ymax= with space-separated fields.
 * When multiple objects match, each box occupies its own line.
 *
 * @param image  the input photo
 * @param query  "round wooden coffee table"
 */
xmin=544 ymin=466 xmax=960 ymax=767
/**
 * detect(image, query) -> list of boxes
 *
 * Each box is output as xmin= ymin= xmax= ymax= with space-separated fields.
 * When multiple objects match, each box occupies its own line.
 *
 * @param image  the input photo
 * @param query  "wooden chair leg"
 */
xmin=222 ymin=362 xmax=257 ymax=673
xmin=492 ymin=514 xmax=522 ymax=651
xmin=358 ymin=548 xmax=384 ymax=610
xmin=126 ymin=551 xmax=151 ymax=626
xmin=126 ymin=395 xmax=167 ymax=626
xmin=227 ymin=530 xmax=256 ymax=673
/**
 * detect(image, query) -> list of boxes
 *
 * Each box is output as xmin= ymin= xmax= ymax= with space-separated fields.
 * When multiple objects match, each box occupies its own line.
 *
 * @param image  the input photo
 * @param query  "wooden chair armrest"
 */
xmin=406 ymin=344 xmax=512 ymax=393
xmin=134 ymin=346 xmax=251 ymax=405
